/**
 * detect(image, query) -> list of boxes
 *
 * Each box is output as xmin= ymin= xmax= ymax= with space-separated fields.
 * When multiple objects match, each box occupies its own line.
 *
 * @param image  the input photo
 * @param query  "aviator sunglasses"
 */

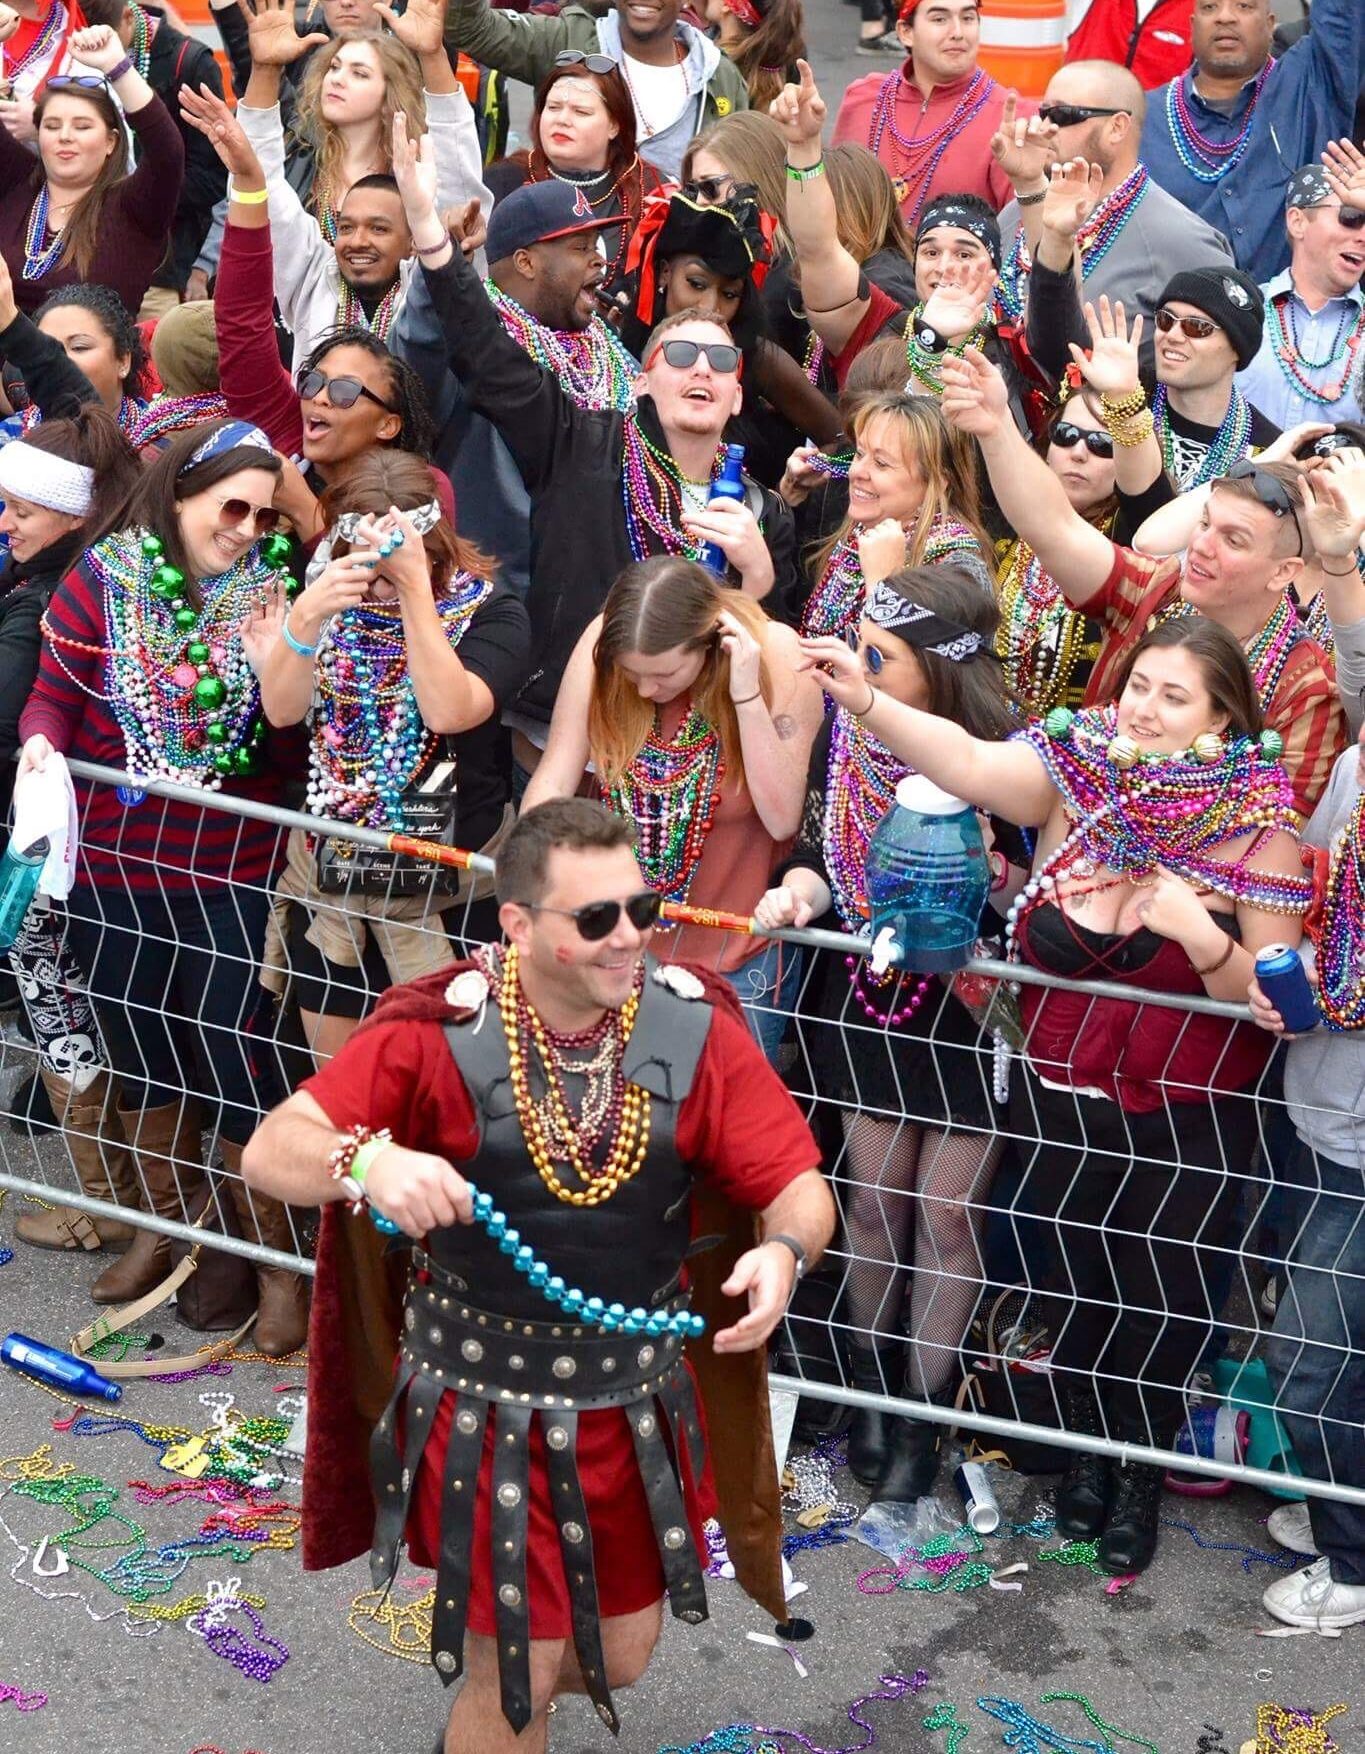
xmin=554 ymin=49 xmax=618 ymax=74
xmin=644 ymin=338 xmax=742 ymax=375
xmin=212 ymin=493 xmax=280 ymax=536
xmin=515 ymin=890 xmax=664 ymax=941
xmin=1051 ymin=421 xmax=1115 ymax=459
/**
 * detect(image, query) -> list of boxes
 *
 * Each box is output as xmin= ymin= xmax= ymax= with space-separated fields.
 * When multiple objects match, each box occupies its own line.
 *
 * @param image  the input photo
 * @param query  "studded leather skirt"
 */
xmin=369 ymin=1267 xmax=711 ymax=1735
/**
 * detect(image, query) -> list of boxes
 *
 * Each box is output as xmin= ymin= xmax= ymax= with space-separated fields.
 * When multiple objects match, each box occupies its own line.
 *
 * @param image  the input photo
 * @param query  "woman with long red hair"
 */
xmin=490 ymin=51 xmax=669 ymax=297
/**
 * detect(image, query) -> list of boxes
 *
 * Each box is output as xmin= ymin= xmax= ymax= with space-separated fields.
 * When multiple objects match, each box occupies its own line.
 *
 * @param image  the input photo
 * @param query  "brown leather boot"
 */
xmin=15 ymin=1068 xmax=138 ymax=1252
xmin=90 ymin=1100 xmax=206 ymax=1305
xmin=223 ymin=1142 xmax=310 ymax=1358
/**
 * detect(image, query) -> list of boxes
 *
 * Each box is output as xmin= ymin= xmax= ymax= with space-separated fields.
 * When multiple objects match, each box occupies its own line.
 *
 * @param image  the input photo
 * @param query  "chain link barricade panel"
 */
xmin=1 ymin=760 xmax=1361 ymax=1508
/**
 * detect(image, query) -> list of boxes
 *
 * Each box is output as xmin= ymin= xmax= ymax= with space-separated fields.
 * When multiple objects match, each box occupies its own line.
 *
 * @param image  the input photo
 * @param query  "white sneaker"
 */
xmin=1267 ymin=1500 xmax=1319 ymax=1555
xmin=1262 ymin=1556 xmax=1365 ymax=1629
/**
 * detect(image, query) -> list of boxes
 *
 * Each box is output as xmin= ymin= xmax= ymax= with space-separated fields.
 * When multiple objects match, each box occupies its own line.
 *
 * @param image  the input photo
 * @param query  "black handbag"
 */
xmin=315 ymin=755 xmax=459 ymax=899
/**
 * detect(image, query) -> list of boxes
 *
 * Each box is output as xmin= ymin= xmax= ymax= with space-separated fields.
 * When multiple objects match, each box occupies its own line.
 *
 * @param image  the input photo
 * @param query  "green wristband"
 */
xmin=349 ymin=1136 xmax=393 ymax=1188
xmin=786 ymin=159 xmax=825 ymax=183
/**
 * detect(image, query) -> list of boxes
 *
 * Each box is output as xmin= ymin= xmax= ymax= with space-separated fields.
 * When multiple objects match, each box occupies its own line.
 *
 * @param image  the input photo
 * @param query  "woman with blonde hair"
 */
xmin=525 ymin=555 xmax=821 ymax=1057
xmin=802 ymin=391 xmax=994 ymax=639
xmin=683 ymin=110 xmax=791 ymax=241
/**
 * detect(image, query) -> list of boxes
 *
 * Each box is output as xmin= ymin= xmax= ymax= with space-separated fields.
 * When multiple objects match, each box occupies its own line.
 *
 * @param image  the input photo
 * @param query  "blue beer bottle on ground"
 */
xmin=864 ymin=776 xmax=989 ymax=975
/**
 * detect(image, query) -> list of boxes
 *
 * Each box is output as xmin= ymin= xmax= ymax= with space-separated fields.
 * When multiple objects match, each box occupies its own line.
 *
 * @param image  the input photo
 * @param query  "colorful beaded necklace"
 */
xmin=1152 ymin=383 xmax=1252 ymax=490
xmin=305 ymin=574 xmax=493 ymax=829
xmin=22 ymin=187 xmax=68 ymax=282
xmin=84 ymin=528 xmax=292 ymax=789
xmin=1008 ymin=706 xmax=1311 ymax=936
xmin=1 ymin=0 xmax=65 ymax=85
xmin=126 ymin=392 xmax=230 ymax=452
xmin=20 ymin=395 xmax=147 ymax=439
xmin=904 ymin=303 xmax=991 ymax=395
xmin=1311 ymin=790 xmax=1365 ymax=1031
xmin=866 ymin=68 xmax=994 ymax=227
xmin=823 ymin=706 xmax=933 ymax=1027
xmin=801 ymin=329 xmax=826 ymax=386
xmin=1300 ymin=586 xmax=1337 ymax=663
xmin=621 ymin=427 xmax=727 ymax=563
xmin=807 ymin=447 xmax=852 ymax=482
xmin=336 ymin=278 xmax=399 ymax=343
xmin=490 ymin=943 xmax=652 ymax=1207
xmin=1165 ymin=60 xmax=1275 ymax=184
xmin=994 ymin=538 xmax=1095 ymax=718
xmin=1265 ymin=290 xmax=1365 ymax=407
xmin=127 ymin=1 xmax=151 ymax=79
xmin=1164 ymin=591 xmax=1304 ymax=709
xmin=488 ymin=283 xmax=638 ymax=414
xmin=605 ymin=703 xmax=726 ymax=907
xmin=801 ymin=513 xmax=984 ymax=640
xmin=996 ymin=166 xmax=1150 ymax=323
xmin=312 ymin=180 xmax=340 ymax=245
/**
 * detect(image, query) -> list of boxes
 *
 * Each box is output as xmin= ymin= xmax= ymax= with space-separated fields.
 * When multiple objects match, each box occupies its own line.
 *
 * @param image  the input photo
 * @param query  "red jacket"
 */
xmin=832 ymin=63 xmax=1028 ymax=219
xmin=1065 ymin=0 xmax=1193 ymax=91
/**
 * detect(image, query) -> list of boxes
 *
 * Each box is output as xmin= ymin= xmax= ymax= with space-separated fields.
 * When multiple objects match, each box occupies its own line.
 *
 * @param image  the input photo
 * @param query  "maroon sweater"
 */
xmin=19 ymin=553 xmax=294 ymax=892
xmin=0 ymin=96 xmax=185 ymax=319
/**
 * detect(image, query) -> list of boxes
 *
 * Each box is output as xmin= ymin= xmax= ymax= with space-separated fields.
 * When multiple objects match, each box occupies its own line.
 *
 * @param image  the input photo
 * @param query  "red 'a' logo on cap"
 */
xmin=573 ymin=186 xmax=592 ymax=219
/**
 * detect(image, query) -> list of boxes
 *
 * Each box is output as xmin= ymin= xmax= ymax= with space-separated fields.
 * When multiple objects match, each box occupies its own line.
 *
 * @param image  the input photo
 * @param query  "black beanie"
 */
xmin=1156 ymin=266 xmax=1266 ymax=371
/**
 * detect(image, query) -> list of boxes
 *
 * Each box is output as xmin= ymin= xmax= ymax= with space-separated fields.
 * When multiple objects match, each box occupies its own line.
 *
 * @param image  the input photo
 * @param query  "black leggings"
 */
xmin=1009 ymin=1069 xmax=1246 ymax=1443
xmin=65 ymin=880 xmax=272 ymax=1145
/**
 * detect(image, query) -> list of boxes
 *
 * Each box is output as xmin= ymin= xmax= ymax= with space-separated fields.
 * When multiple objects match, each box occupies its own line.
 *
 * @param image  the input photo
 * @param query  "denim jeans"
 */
xmin=723 ymin=939 xmax=802 ymax=1067
xmin=1261 ymin=1139 xmax=1365 ymax=1584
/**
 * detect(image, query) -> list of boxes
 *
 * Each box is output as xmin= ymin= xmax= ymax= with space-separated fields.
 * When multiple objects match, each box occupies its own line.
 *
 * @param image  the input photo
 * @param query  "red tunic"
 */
xmin=302 ymin=976 xmax=819 ymax=1637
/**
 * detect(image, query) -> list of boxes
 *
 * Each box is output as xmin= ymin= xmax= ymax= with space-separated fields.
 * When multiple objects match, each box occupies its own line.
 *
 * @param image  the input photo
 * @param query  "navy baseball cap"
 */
xmin=485 ymin=181 xmax=624 ymax=264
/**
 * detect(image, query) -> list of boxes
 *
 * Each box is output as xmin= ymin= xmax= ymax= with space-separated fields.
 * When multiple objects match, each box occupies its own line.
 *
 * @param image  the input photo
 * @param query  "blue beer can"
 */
xmin=1254 ymin=944 xmax=1320 ymax=1034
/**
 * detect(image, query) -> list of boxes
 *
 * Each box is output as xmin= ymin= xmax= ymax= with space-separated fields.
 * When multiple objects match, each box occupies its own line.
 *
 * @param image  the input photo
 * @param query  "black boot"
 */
xmin=871 ymin=1411 xmax=941 ymax=1505
xmin=1055 ymin=1383 xmax=1115 ymax=1540
xmin=845 ymin=1340 xmax=896 ymax=1487
xmin=1097 ymin=1463 xmax=1163 ymax=1574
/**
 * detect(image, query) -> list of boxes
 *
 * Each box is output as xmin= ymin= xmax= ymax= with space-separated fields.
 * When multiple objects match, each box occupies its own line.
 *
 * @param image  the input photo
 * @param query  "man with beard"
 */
xmin=993 ymin=60 xmax=1232 ymax=347
xmin=1140 ymin=0 xmax=1365 ymax=282
xmin=390 ymin=141 xmax=799 ymax=787
xmin=391 ymin=177 xmax=642 ymax=604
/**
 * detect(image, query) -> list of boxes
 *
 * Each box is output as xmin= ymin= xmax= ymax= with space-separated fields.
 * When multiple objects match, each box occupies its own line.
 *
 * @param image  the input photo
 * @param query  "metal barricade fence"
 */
xmin=1 ymin=759 xmax=1361 ymax=1510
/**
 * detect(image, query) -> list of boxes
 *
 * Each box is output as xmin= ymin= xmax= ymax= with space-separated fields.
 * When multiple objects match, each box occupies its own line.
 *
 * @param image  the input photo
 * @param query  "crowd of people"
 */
xmin=1 ymin=0 xmax=1364 ymax=1743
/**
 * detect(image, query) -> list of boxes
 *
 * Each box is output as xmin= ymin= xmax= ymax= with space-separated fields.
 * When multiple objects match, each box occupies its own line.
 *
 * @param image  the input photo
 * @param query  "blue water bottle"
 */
xmin=1254 ymin=944 xmax=1320 ymax=1034
xmin=864 ymin=776 xmax=989 ymax=975
xmin=0 ymin=837 xmax=49 ymax=954
xmin=695 ymin=443 xmax=746 ymax=577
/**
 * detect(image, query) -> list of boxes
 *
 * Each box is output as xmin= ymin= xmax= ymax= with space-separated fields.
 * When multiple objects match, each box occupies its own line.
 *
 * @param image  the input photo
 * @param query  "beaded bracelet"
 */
xmin=1016 ymin=188 xmax=1047 ymax=207
xmin=786 ymin=159 xmax=824 ymax=183
xmin=280 ymin=616 xmax=318 ymax=659
xmin=1108 ymin=411 xmax=1155 ymax=449
xmin=1100 ymin=386 xmax=1146 ymax=422
xmin=327 ymin=1125 xmax=393 ymax=1213
xmin=229 ymin=183 xmax=271 ymax=206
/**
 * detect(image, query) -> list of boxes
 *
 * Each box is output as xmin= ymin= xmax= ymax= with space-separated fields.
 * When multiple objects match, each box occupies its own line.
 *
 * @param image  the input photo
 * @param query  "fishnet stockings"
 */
xmin=840 ymin=1113 xmax=1000 ymax=1397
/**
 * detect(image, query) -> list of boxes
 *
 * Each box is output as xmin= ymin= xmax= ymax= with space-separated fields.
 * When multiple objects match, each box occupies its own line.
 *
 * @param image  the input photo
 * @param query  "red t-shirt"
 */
xmin=1082 ymin=543 xmax=1345 ymax=820
xmin=830 ymin=283 xmax=906 ymax=390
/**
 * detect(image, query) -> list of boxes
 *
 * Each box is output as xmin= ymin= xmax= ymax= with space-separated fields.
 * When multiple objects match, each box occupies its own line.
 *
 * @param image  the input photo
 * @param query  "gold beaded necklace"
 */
xmin=498 ymin=944 xmax=650 ymax=1206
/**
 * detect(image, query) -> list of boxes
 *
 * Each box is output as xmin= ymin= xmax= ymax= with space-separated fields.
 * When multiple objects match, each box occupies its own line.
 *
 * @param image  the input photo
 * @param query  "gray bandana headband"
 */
xmin=864 ymin=578 xmax=982 ymax=660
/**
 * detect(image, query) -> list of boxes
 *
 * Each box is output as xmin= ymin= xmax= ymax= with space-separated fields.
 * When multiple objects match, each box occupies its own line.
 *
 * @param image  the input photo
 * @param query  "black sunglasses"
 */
xmin=645 ymin=338 xmax=742 ymax=375
xmin=684 ymin=175 xmax=751 ymax=205
xmin=517 ymin=890 xmax=663 ymax=941
xmin=1223 ymin=460 xmax=1304 ymax=554
xmin=1051 ymin=421 xmax=1115 ymax=459
xmin=1339 ymin=207 xmax=1365 ymax=231
xmin=296 ymin=367 xmax=396 ymax=413
xmin=554 ymin=49 xmax=618 ymax=75
xmin=1037 ymin=101 xmax=1130 ymax=129
xmin=846 ymin=627 xmax=886 ymax=673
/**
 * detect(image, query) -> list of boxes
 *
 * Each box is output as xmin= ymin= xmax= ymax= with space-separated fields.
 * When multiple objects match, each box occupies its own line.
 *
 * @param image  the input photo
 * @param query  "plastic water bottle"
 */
xmin=696 ymin=443 xmax=746 ymax=577
xmin=864 ymin=776 xmax=988 ymax=975
xmin=0 ymin=837 xmax=49 ymax=953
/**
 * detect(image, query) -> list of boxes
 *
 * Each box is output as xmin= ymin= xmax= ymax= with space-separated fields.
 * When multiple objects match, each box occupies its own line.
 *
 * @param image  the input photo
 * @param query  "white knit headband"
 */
xmin=0 ymin=440 xmax=94 ymax=517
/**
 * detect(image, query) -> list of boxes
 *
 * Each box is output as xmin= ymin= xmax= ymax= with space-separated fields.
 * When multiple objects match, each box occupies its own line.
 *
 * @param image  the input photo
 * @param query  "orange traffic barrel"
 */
xmin=978 ymin=0 xmax=1066 ymax=97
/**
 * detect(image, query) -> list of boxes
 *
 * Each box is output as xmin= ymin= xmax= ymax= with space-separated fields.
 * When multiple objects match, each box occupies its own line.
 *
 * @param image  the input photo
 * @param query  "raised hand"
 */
xmin=373 ymin=0 xmax=446 ymax=58
xmin=1041 ymin=156 xmax=1104 ymax=243
xmin=237 ymin=0 xmax=327 ymax=67
xmin=1299 ymin=447 xmax=1365 ymax=560
xmin=1068 ymin=296 xmax=1142 ymax=399
xmin=938 ymin=346 xmax=1011 ymax=440
xmin=989 ymin=90 xmax=1057 ymax=189
xmin=1321 ymin=138 xmax=1365 ymax=213
xmin=391 ymin=109 xmax=438 ymax=225
xmin=921 ymin=283 xmax=990 ymax=343
xmin=179 ymin=83 xmax=265 ymax=181
xmin=443 ymin=196 xmax=486 ymax=260
xmin=241 ymin=583 xmax=289 ymax=674
xmin=796 ymin=633 xmax=874 ymax=712
xmin=68 ymin=23 xmax=128 ymax=72
xmin=716 ymin=606 xmax=764 ymax=702
xmin=768 ymin=57 xmax=825 ymax=152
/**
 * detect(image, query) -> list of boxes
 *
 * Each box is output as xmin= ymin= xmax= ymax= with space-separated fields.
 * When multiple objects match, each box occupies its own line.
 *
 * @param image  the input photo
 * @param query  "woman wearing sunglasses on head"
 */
xmin=488 ymin=51 xmax=668 ymax=301
xmin=256 ymin=447 xmax=530 ymax=1069
xmin=0 ymin=24 xmax=184 ymax=320
xmin=754 ymin=566 xmax=1026 ymax=1505
xmin=524 ymin=555 xmax=821 ymax=1061
xmin=994 ymin=387 xmax=1119 ymax=719
xmin=15 ymin=416 xmax=311 ymax=1350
